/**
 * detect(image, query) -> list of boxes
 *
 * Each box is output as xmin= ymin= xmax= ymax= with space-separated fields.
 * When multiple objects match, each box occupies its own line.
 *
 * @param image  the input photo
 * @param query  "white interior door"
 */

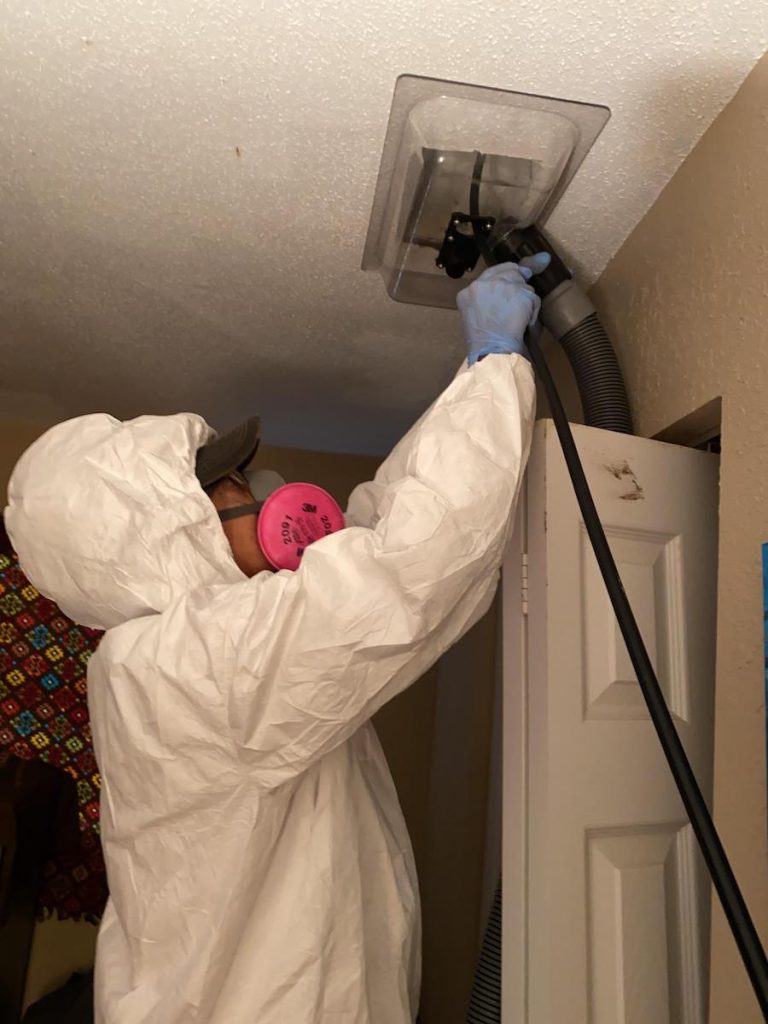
xmin=502 ymin=420 xmax=719 ymax=1024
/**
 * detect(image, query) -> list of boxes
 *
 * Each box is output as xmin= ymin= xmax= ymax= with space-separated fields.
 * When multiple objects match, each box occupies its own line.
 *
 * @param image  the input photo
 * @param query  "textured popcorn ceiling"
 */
xmin=1 ymin=2 xmax=765 ymax=453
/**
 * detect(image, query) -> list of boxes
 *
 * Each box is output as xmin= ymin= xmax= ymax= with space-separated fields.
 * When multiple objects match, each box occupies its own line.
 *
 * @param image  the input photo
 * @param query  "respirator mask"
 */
xmin=195 ymin=416 xmax=345 ymax=572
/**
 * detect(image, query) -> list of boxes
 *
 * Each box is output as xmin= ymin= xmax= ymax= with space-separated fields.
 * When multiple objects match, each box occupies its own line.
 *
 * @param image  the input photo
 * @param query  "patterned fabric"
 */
xmin=0 ymin=522 xmax=107 ymax=921
xmin=37 ymin=774 xmax=107 ymax=923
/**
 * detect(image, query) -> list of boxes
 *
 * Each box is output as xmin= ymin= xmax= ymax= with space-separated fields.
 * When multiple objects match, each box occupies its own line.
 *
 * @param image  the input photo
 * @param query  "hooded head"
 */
xmin=4 ymin=413 xmax=245 ymax=630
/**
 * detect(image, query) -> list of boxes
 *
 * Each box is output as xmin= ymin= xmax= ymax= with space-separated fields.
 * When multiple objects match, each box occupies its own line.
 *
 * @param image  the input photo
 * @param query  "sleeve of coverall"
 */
xmin=225 ymin=354 xmax=535 ymax=787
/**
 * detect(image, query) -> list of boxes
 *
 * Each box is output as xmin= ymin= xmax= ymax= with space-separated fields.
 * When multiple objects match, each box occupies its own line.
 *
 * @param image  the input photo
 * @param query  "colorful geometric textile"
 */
xmin=0 ymin=521 xmax=107 ymax=920
xmin=37 ymin=771 xmax=107 ymax=924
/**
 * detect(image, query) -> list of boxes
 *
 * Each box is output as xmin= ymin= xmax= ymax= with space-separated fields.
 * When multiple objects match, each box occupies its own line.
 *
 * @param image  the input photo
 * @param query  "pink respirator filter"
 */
xmin=257 ymin=482 xmax=345 ymax=571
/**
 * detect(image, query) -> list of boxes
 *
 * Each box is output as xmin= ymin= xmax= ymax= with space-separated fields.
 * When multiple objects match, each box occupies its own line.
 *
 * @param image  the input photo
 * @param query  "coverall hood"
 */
xmin=4 ymin=413 xmax=245 ymax=630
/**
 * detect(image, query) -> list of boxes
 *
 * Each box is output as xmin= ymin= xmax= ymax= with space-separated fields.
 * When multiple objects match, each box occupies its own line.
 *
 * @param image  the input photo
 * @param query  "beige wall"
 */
xmin=23 ymin=917 xmax=98 ymax=1012
xmin=592 ymin=53 xmax=768 ymax=1023
xmin=2 ymin=423 xmax=496 ymax=1019
xmin=0 ymin=418 xmax=49 ymax=505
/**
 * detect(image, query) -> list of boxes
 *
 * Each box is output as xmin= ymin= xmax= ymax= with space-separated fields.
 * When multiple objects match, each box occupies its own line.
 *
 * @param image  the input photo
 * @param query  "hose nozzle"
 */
xmin=489 ymin=221 xmax=571 ymax=300
xmin=489 ymin=220 xmax=634 ymax=434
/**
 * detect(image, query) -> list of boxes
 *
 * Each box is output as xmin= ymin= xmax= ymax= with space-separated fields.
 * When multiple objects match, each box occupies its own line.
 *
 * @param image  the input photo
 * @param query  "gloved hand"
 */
xmin=457 ymin=253 xmax=551 ymax=366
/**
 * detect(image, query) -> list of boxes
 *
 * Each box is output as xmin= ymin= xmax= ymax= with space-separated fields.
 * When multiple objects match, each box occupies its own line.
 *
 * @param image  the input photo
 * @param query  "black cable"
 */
xmin=524 ymin=320 xmax=768 ymax=1016
xmin=466 ymin=155 xmax=768 ymax=1013
xmin=470 ymin=152 xmax=494 ymax=266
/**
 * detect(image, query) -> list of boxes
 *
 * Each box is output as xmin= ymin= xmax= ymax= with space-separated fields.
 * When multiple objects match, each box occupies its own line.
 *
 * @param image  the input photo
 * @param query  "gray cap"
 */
xmin=195 ymin=416 xmax=261 ymax=489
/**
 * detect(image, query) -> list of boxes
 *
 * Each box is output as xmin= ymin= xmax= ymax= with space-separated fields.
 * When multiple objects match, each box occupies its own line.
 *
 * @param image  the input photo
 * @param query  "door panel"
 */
xmin=503 ymin=420 xmax=719 ymax=1023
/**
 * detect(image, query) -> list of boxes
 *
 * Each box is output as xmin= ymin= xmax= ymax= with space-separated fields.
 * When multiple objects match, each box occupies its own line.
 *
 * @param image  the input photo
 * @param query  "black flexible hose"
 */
xmin=465 ymin=152 xmax=767 ymax=1015
xmin=525 ymin=321 xmax=768 ymax=1017
xmin=469 ymin=159 xmax=634 ymax=434
xmin=470 ymin=151 xmax=495 ymax=268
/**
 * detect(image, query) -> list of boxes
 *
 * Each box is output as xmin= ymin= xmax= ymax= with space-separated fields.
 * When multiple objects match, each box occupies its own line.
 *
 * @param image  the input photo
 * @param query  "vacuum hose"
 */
xmin=560 ymin=313 xmax=632 ymax=432
xmin=466 ymin=153 xmax=765 ymax=1015
xmin=466 ymin=156 xmax=768 ymax=1017
xmin=526 ymin=320 xmax=768 ymax=1017
xmin=489 ymin=220 xmax=634 ymax=433
xmin=470 ymin=154 xmax=633 ymax=431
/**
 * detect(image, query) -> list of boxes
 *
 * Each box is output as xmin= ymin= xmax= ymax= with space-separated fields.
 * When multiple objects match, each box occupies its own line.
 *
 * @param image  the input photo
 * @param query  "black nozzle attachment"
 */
xmin=436 ymin=212 xmax=495 ymax=279
xmin=489 ymin=221 xmax=571 ymax=300
xmin=450 ymin=153 xmax=633 ymax=432
xmin=486 ymin=218 xmax=634 ymax=433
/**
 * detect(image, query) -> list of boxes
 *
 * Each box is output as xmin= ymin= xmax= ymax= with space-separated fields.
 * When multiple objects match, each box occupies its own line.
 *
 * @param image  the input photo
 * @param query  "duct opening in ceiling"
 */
xmin=362 ymin=76 xmax=609 ymax=309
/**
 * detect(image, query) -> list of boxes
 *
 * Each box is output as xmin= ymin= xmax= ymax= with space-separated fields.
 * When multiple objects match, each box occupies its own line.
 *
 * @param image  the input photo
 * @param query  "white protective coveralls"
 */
xmin=5 ymin=354 xmax=534 ymax=1024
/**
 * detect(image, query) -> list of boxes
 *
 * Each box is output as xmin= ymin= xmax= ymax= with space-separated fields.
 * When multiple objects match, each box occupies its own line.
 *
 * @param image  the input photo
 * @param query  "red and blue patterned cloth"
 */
xmin=0 ymin=521 xmax=107 ymax=922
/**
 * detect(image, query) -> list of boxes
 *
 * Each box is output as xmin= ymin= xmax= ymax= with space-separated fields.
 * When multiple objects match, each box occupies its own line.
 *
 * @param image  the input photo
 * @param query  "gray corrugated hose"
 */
xmin=539 ymin=277 xmax=634 ymax=435
xmin=466 ymin=883 xmax=503 ymax=1023
xmin=558 ymin=312 xmax=633 ymax=433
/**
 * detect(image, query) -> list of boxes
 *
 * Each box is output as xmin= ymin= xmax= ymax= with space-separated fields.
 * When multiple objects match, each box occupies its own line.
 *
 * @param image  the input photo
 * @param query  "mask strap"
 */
xmin=218 ymin=502 xmax=264 ymax=523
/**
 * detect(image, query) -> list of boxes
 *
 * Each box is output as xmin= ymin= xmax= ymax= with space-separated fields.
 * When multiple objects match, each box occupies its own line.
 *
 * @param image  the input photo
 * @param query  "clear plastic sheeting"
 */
xmin=362 ymin=75 xmax=609 ymax=309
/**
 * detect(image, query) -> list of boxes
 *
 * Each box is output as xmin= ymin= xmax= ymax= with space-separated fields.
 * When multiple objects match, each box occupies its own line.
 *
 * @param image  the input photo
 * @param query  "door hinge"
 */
xmin=521 ymin=552 xmax=529 ymax=615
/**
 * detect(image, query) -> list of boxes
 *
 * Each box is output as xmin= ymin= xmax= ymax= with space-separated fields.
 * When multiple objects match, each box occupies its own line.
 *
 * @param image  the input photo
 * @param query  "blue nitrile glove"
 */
xmin=457 ymin=253 xmax=551 ymax=366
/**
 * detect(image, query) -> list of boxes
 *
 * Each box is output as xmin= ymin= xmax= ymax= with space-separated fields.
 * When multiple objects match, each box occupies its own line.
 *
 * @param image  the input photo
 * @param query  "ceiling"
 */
xmin=1 ymin=2 xmax=765 ymax=454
